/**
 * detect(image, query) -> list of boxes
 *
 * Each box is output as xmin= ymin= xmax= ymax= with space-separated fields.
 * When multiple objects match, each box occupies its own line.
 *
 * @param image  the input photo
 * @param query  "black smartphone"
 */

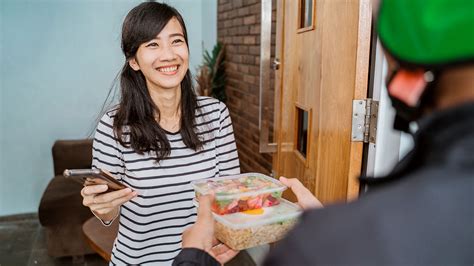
xmin=63 ymin=168 xmax=128 ymax=191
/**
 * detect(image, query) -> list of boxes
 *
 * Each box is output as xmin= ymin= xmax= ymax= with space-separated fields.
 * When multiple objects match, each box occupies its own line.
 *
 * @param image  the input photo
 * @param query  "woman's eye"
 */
xmin=146 ymin=42 xmax=159 ymax=47
xmin=172 ymin=39 xmax=184 ymax=44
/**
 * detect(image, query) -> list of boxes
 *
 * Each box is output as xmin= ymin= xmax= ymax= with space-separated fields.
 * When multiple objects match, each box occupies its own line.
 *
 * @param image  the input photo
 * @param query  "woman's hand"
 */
xmin=279 ymin=176 xmax=323 ymax=210
xmin=81 ymin=182 xmax=137 ymax=221
xmin=182 ymin=194 xmax=239 ymax=265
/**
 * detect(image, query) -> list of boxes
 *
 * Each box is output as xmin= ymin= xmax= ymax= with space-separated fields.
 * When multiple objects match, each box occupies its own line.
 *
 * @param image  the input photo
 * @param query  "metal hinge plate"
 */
xmin=351 ymin=99 xmax=379 ymax=143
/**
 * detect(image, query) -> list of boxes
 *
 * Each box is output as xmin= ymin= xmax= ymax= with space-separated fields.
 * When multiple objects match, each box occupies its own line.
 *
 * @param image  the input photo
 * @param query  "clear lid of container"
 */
xmin=191 ymin=173 xmax=287 ymax=200
xmin=193 ymin=198 xmax=302 ymax=229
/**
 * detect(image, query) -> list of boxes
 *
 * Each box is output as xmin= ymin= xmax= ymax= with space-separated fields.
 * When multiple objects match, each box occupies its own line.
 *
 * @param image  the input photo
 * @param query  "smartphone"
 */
xmin=63 ymin=168 xmax=128 ymax=191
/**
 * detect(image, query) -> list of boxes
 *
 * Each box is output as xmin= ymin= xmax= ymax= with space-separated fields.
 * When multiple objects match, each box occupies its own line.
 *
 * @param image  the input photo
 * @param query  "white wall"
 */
xmin=0 ymin=0 xmax=217 ymax=216
xmin=367 ymin=41 xmax=414 ymax=177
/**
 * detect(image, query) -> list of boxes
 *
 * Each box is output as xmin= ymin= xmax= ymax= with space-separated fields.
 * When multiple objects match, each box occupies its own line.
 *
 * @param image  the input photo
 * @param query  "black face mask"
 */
xmin=385 ymin=69 xmax=438 ymax=132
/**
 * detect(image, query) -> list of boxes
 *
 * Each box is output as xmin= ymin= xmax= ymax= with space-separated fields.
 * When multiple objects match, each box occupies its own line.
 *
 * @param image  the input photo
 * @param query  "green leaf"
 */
xmin=196 ymin=42 xmax=227 ymax=102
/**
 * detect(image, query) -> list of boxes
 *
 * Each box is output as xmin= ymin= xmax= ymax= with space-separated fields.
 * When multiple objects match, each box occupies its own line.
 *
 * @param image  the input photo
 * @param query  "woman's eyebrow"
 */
xmin=155 ymin=33 xmax=184 ymax=40
xmin=169 ymin=33 xmax=184 ymax=38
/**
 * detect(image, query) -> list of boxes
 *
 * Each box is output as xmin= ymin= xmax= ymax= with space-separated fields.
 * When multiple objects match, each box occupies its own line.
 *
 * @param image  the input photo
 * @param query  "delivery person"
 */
xmin=174 ymin=0 xmax=474 ymax=264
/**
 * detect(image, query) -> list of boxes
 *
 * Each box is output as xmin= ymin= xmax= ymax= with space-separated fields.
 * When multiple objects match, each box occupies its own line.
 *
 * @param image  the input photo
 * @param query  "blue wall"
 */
xmin=201 ymin=0 xmax=217 ymax=54
xmin=0 ymin=0 xmax=216 ymax=216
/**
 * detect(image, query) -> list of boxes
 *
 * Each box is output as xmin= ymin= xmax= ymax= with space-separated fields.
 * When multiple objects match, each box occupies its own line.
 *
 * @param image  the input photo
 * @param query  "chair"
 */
xmin=38 ymin=139 xmax=95 ymax=257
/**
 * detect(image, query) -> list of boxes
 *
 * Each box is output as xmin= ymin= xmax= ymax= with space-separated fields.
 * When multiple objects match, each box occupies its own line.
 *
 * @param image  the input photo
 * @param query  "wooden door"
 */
xmin=272 ymin=0 xmax=372 ymax=204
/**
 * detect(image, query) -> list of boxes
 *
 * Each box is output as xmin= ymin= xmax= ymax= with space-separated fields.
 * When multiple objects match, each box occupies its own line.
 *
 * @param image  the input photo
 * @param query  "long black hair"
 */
xmin=113 ymin=2 xmax=202 ymax=162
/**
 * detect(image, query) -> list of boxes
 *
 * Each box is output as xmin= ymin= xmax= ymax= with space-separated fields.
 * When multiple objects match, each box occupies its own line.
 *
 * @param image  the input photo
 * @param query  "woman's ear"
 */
xmin=129 ymin=58 xmax=140 ymax=71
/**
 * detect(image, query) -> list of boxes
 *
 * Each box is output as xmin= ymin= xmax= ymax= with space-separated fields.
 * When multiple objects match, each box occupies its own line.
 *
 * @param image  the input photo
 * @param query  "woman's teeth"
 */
xmin=158 ymin=66 xmax=178 ymax=72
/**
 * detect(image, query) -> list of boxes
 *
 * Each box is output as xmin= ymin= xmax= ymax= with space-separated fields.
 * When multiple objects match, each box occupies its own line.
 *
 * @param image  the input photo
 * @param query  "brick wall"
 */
xmin=217 ymin=0 xmax=276 ymax=174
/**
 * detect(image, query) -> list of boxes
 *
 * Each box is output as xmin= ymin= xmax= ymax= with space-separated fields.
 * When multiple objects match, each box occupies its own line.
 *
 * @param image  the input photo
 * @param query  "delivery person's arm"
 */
xmin=173 ymin=195 xmax=239 ymax=266
xmin=173 ymin=177 xmax=321 ymax=266
xmin=173 ymin=248 xmax=219 ymax=266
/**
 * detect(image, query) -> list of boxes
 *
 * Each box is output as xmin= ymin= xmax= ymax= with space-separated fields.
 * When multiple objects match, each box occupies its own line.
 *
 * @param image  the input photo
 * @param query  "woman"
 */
xmin=80 ymin=2 xmax=240 ymax=265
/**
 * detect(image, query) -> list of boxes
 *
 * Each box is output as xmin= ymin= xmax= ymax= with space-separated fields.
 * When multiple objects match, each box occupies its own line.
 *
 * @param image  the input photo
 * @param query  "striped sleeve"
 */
xmin=216 ymin=102 xmax=240 ymax=176
xmin=91 ymin=112 xmax=126 ymax=225
xmin=92 ymin=112 xmax=125 ymax=180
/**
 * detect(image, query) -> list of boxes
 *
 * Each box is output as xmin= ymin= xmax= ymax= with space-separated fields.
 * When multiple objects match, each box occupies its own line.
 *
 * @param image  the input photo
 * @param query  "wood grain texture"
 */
xmin=274 ymin=0 xmax=372 ymax=204
xmin=82 ymin=217 xmax=119 ymax=262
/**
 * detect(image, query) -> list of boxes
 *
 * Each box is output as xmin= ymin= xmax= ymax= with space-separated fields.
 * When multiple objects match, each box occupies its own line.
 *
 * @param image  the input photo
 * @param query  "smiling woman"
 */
xmin=79 ymin=2 xmax=240 ymax=265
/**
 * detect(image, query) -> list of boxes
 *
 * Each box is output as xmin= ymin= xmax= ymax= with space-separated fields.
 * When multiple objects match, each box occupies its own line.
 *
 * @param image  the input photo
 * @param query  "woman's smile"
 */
xmin=156 ymin=64 xmax=180 ymax=75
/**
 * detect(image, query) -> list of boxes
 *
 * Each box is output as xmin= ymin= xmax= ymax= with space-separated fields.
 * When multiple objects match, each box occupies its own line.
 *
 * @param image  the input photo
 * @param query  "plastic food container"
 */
xmin=191 ymin=173 xmax=287 ymax=215
xmin=193 ymin=198 xmax=302 ymax=250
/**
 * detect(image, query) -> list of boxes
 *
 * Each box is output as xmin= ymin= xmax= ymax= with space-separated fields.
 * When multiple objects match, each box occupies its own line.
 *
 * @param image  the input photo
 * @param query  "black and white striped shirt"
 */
xmin=92 ymin=96 xmax=240 ymax=265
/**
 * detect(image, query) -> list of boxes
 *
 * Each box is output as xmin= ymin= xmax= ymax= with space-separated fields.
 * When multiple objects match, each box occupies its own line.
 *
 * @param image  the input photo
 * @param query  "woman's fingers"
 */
xmin=81 ymin=184 xmax=108 ymax=197
xmin=82 ymin=186 xmax=137 ymax=208
xmin=82 ymin=185 xmax=108 ymax=207
xmin=89 ymin=191 xmax=137 ymax=211
xmin=93 ymin=188 xmax=135 ymax=204
xmin=80 ymin=182 xmax=136 ymax=220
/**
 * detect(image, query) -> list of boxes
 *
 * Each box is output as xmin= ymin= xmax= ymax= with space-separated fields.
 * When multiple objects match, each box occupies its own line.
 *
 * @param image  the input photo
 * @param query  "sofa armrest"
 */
xmin=38 ymin=175 xmax=93 ymax=226
xmin=52 ymin=139 xmax=93 ymax=176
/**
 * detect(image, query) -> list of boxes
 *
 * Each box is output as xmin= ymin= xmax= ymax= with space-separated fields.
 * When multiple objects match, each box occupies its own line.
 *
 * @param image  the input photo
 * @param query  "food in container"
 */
xmin=193 ymin=198 xmax=302 ymax=250
xmin=191 ymin=173 xmax=287 ymax=215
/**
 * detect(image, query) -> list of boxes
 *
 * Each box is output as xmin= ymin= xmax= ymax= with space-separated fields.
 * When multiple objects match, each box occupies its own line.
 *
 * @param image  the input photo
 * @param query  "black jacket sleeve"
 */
xmin=173 ymin=248 xmax=220 ymax=266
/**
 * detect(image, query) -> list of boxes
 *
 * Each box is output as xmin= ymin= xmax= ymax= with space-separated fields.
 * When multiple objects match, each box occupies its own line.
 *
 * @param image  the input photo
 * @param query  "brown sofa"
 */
xmin=38 ymin=139 xmax=95 ymax=257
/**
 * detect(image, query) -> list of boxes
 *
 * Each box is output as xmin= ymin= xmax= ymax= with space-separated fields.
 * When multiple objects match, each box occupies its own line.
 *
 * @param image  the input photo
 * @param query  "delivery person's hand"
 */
xmin=280 ymin=176 xmax=323 ymax=210
xmin=182 ymin=194 xmax=239 ymax=264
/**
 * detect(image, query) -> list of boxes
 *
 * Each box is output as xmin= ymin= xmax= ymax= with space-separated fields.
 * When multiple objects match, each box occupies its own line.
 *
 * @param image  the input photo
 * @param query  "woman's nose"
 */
xmin=159 ymin=44 xmax=177 ymax=61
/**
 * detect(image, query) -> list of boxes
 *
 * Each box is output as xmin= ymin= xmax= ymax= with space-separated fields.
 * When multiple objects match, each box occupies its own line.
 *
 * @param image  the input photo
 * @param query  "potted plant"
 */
xmin=196 ymin=42 xmax=227 ymax=103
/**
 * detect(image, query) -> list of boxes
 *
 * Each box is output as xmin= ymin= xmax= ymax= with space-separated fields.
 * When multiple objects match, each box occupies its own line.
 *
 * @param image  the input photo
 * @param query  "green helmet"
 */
xmin=377 ymin=0 xmax=474 ymax=68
